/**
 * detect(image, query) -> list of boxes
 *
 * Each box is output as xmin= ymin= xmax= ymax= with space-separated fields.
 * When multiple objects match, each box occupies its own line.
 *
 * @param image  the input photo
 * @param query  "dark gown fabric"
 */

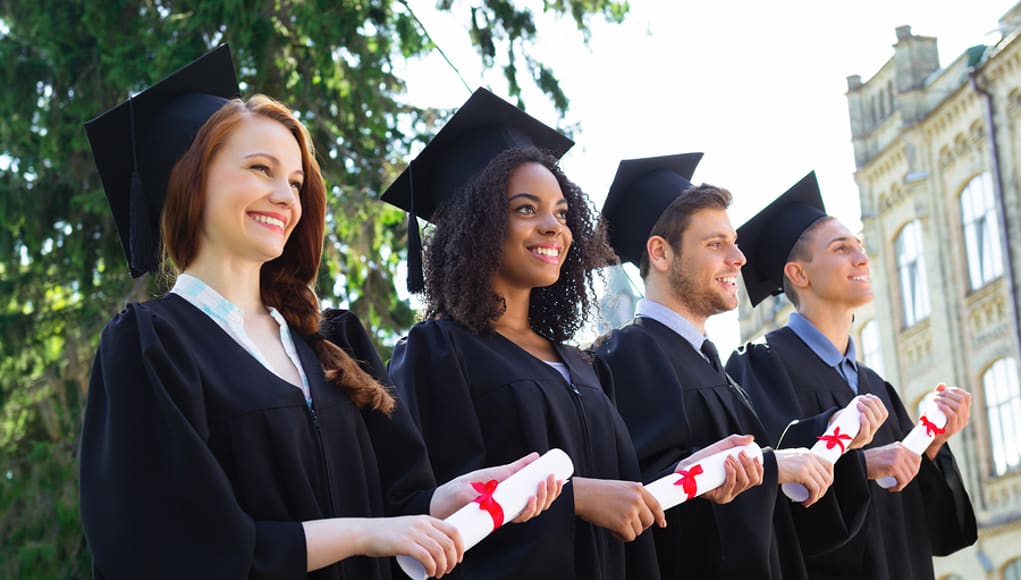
xmin=80 ymin=296 xmax=435 ymax=580
xmin=387 ymin=318 xmax=660 ymax=580
xmin=726 ymin=326 xmax=978 ymax=580
xmin=593 ymin=317 xmax=868 ymax=580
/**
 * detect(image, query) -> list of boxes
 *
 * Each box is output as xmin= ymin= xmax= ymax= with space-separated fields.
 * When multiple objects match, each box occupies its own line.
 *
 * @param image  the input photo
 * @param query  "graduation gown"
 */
xmin=726 ymin=327 xmax=978 ymax=580
xmin=80 ymin=296 xmax=436 ymax=580
xmin=388 ymin=319 xmax=660 ymax=580
xmin=593 ymin=317 xmax=868 ymax=580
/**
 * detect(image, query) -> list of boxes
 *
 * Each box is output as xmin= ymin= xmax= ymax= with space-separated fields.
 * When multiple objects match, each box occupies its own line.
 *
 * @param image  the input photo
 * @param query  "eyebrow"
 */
xmin=244 ymin=152 xmax=304 ymax=177
xmin=508 ymin=192 xmax=568 ymax=205
xmin=699 ymin=231 xmax=735 ymax=241
xmin=826 ymin=235 xmax=861 ymax=246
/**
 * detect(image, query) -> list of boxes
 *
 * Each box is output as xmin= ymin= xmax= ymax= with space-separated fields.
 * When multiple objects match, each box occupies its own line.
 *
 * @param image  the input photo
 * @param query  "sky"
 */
xmin=396 ymin=0 xmax=1016 ymax=353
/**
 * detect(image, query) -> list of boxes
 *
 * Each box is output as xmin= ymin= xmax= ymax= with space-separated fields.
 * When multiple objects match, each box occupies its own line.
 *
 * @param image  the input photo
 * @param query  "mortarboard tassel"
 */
xmin=406 ymin=161 xmax=425 ymax=293
xmin=127 ymin=169 xmax=155 ymax=277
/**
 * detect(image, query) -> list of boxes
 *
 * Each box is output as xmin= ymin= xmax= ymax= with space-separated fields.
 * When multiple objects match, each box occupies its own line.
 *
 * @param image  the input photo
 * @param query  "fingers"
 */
xmin=801 ymin=457 xmax=834 ymax=507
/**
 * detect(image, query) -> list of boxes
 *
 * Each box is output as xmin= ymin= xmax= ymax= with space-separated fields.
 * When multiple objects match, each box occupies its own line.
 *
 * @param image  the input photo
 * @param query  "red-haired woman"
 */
xmin=80 ymin=49 xmax=553 ymax=580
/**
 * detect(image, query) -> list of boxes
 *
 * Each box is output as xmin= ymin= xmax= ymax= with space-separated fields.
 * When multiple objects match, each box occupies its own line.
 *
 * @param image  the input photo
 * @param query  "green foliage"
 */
xmin=0 ymin=0 xmax=626 ymax=575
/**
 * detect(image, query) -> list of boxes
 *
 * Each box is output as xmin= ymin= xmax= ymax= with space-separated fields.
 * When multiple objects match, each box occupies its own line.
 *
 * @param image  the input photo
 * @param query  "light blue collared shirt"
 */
xmin=635 ymin=298 xmax=714 ymax=364
xmin=786 ymin=312 xmax=860 ymax=393
xmin=171 ymin=273 xmax=312 ymax=402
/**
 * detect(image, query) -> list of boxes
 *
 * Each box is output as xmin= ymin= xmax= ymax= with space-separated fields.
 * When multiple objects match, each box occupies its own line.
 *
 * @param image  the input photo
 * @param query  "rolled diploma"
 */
xmin=876 ymin=402 xmax=947 ymax=489
xmin=783 ymin=403 xmax=862 ymax=502
xmin=397 ymin=448 xmax=575 ymax=580
xmin=645 ymin=442 xmax=763 ymax=511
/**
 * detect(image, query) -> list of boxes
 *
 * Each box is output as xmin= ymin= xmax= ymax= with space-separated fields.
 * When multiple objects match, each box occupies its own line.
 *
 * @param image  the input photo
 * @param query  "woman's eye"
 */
xmin=514 ymin=204 xmax=535 ymax=215
xmin=252 ymin=164 xmax=271 ymax=176
xmin=290 ymin=181 xmax=302 ymax=191
xmin=557 ymin=209 xmax=569 ymax=220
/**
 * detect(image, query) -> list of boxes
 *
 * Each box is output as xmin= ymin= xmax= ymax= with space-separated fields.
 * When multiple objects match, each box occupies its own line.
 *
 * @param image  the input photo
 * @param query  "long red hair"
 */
xmin=161 ymin=94 xmax=394 ymax=414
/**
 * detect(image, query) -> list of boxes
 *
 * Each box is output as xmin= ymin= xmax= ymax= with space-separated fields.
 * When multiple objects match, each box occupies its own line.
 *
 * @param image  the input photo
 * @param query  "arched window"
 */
xmin=895 ymin=220 xmax=930 ymax=327
xmin=984 ymin=358 xmax=1021 ymax=476
xmin=1005 ymin=558 xmax=1021 ymax=580
xmin=860 ymin=320 xmax=884 ymax=376
xmin=960 ymin=173 xmax=1003 ymax=290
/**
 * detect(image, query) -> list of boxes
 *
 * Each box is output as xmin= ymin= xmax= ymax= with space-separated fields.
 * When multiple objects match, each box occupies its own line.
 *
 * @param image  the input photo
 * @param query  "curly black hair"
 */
xmin=422 ymin=147 xmax=617 ymax=343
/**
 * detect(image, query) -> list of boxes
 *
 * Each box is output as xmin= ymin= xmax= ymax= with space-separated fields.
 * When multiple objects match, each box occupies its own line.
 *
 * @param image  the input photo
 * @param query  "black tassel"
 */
xmin=406 ymin=211 xmax=425 ymax=294
xmin=127 ymin=170 xmax=155 ymax=277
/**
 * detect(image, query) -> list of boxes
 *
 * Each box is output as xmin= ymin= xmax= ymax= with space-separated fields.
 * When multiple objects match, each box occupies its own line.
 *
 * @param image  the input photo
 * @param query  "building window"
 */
xmin=895 ymin=220 xmax=930 ymax=327
xmin=860 ymin=320 xmax=884 ymax=376
xmin=1005 ymin=558 xmax=1021 ymax=580
xmin=984 ymin=358 xmax=1021 ymax=476
xmin=960 ymin=173 xmax=1003 ymax=290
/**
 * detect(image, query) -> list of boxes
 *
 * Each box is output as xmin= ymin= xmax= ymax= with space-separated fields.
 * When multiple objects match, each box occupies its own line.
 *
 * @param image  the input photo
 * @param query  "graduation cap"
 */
xmin=600 ymin=153 xmax=704 ymax=266
xmin=380 ymin=87 xmax=574 ymax=292
xmin=736 ymin=170 xmax=827 ymax=307
xmin=85 ymin=44 xmax=239 ymax=277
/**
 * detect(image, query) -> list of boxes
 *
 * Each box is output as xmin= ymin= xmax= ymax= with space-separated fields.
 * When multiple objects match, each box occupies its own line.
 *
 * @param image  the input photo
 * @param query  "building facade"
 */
xmin=739 ymin=5 xmax=1021 ymax=579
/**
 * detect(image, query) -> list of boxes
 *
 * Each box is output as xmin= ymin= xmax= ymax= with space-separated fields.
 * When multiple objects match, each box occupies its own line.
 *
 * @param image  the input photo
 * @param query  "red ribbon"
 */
xmin=674 ymin=464 xmax=704 ymax=500
xmin=471 ymin=480 xmax=504 ymax=529
xmin=919 ymin=415 xmax=946 ymax=438
xmin=817 ymin=426 xmax=853 ymax=454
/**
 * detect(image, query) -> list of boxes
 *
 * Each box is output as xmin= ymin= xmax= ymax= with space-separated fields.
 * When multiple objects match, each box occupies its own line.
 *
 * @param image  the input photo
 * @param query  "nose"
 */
xmin=731 ymin=244 xmax=747 ymax=267
xmin=538 ymin=211 xmax=564 ymax=236
xmin=270 ymin=180 xmax=299 ymax=207
xmin=854 ymin=247 xmax=869 ymax=267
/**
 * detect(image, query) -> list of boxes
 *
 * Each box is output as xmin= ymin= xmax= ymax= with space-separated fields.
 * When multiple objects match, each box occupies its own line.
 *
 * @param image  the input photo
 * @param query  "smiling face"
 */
xmin=794 ymin=218 xmax=873 ymax=309
xmin=197 ymin=115 xmax=304 ymax=265
xmin=667 ymin=207 xmax=746 ymax=321
xmin=492 ymin=161 xmax=573 ymax=293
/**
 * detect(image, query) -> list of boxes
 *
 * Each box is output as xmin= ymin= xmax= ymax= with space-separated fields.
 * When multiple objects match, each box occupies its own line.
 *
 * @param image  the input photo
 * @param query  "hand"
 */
xmin=303 ymin=516 xmax=463 ymax=577
xmin=842 ymin=394 xmax=888 ymax=450
xmin=573 ymin=477 xmax=666 ymax=541
xmin=431 ymin=452 xmax=563 ymax=521
xmin=357 ymin=516 xmax=464 ymax=579
xmin=775 ymin=448 xmax=834 ymax=507
xmin=864 ymin=442 xmax=921 ymax=492
xmin=675 ymin=434 xmax=763 ymax=504
xmin=926 ymin=384 xmax=972 ymax=459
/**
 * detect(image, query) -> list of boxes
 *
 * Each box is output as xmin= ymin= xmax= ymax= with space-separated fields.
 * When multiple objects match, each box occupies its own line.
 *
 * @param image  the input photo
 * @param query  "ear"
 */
xmin=783 ymin=261 xmax=810 ymax=290
xmin=646 ymin=235 xmax=673 ymax=274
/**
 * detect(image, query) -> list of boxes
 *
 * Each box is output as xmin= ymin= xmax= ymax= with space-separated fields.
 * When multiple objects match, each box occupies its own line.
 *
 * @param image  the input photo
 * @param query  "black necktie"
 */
xmin=701 ymin=338 xmax=755 ymax=411
xmin=700 ymin=339 xmax=724 ymax=374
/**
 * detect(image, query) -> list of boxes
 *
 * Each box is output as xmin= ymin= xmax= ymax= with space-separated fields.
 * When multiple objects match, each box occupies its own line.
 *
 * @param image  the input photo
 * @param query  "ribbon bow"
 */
xmin=673 ymin=464 xmax=704 ymax=500
xmin=817 ymin=426 xmax=853 ymax=454
xmin=919 ymin=415 xmax=946 ymax=438
xmin=471 ymin=480 xmax=505 ymax=530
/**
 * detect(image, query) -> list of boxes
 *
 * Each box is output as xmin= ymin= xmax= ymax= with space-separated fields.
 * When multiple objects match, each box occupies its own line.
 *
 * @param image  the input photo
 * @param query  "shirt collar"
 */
xmin=635 ymin=298 xmax=708 ymax=352
xmin=170 ymin=273 xmax=286 ymax=334
xmin=786 ymin=312 xmax=858 ymax=371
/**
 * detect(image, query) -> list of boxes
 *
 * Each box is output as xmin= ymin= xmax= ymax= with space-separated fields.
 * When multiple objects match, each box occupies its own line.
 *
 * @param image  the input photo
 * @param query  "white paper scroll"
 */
xmin=397 ymin=448 xmax=575 ymax=580
xmin=876 ymin=398 xmax=947 ymax=489
xmin=645 ymin=443 xmax=763 ymax=511
xmin=783 ymin=403 xmax=863 ymax=502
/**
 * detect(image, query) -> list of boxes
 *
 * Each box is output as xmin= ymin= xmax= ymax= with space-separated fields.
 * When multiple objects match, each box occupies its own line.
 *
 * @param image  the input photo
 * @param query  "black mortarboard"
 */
xmin=85 ymin=44 xmax=239 ymax=277
xmin=736 ymin=171 xmax=827 ymax=307
xmin=600 ymin=153 xmax=704 ymax=266
xmin=380 ymin=87 xmax=574 ymax=292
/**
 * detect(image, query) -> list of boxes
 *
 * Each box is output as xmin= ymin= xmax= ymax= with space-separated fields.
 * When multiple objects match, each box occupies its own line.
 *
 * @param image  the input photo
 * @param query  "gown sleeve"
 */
xmin=79 ymin=304 xmax=305 ymax=580
xmin=880 ymin=380 xmax=978 ymax=555
xmin=726 ymin=342 xmax=871 ymax=557
xmin=387 ymin=321 xmax=489 ymax=484
xmin=319 ymin=308 xmax=436 ymax=517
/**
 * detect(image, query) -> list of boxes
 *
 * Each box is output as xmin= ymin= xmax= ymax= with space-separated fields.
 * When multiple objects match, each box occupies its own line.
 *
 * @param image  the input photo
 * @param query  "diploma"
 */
xmin=783 ymin=402 xmax=862 ymax=502
xmin=397 ymin=448 xmax=574 ymax=580
xmin=645 ymin=443 xmax=762 ymax=510
xmin=876 ymin=398 xmax=947 ymax=489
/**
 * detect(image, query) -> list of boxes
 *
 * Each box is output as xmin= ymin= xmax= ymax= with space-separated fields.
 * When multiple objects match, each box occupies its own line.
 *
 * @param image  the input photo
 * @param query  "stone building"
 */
xmin=738 ymin=5 xmax=1021 ymax=579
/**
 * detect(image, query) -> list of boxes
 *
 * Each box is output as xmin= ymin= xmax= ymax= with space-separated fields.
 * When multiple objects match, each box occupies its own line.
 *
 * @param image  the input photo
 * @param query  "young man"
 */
xmin=594 ymin=155 xmax=881 ymax=580
xmin=725 ymin=172 xmax=978 ymax=580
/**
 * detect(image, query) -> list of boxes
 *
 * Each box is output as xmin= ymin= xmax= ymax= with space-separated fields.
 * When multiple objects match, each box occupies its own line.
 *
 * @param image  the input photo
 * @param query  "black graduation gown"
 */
xmin=80 ymin=296 xmax=436 ymax=580
xmin=726 ymin=327 xmax=978 ymax=580
xmin=388 ymin=319 xmax=660 ymax=580
xmin=593 ymin=317 xmax=867 ymax=580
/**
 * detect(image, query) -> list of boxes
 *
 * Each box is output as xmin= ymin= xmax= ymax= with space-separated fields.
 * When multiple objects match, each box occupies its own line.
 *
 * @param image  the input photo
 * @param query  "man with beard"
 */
xmin=725 ymin=174 xmax=977 ymax=580
xmin=593 ymin=154 xmax=882 ymax=580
